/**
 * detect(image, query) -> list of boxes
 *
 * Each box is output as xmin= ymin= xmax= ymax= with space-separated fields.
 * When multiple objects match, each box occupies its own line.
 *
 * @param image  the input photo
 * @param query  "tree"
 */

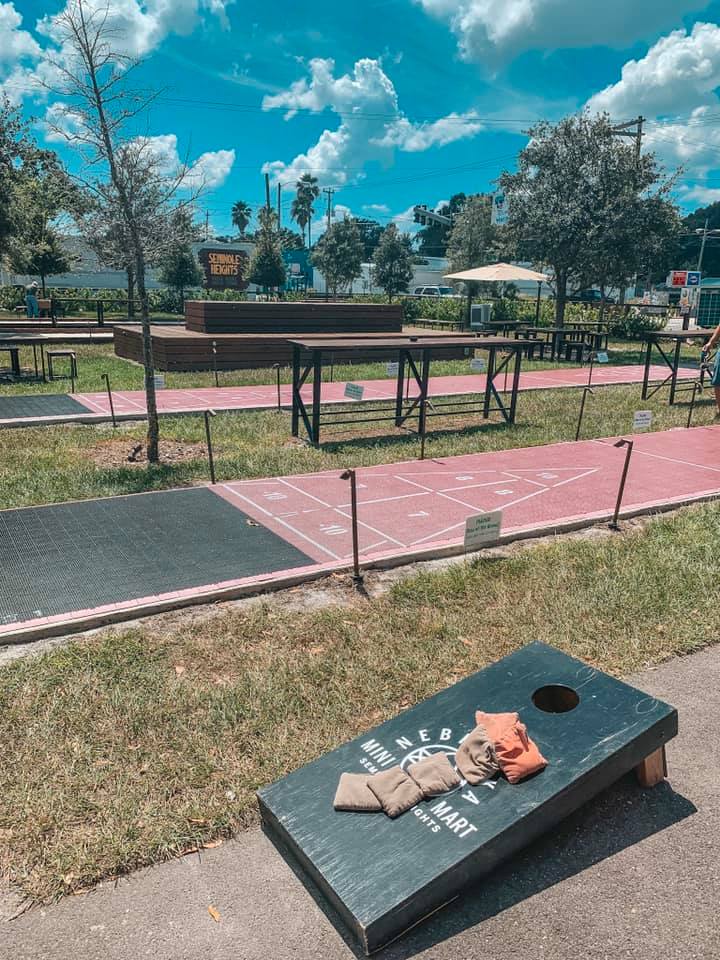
xmin=446 ymin=194 xmax=497 ymax=322
xmin=0 ymin=99 xmax=32 ymax=262
xmin=371 ymin=224 xmax=413 ymax=301
xmin=416 ymin=193 xmax=466 ymax=256
xmin=278 ymin=226 xmax=304 ymax=251
xmin=231 ymin=200 xmax=252 ymax=237
xmin=351 ymin=218 xmax=384 ymax=260
xmin=499 ymin=111 xmax=679 ymax=323
xmin=291 ymin=173 xmax=320 ymax=247
xmin=9 ymin=230 xmax=74 ymax=293
xmin=9 ymin=151 xmax=78 ymax=293
xmin=158 ymin=244 xmax=203 ymax=306
xmin=248 ymin=208 xmax=286 ymax=291
xmin=311 ymin=218 xmax=364 ymax=295
xmin=47 ymin=0 xmax=203 ymax=463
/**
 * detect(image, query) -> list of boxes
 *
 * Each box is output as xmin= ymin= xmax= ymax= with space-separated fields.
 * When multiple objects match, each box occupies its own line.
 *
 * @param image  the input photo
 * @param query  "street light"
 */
xmin=695 ymin=222 xmax=720 ymax=271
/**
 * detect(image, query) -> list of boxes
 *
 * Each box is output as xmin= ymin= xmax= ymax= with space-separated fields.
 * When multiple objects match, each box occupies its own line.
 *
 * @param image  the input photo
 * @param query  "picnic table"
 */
xmin=289 ymin=335 xmax=525 ymax=445
xmin=641 ymin=329 xmax=708 ymax=404
xmin=412 ymin=318 xmax=465 ymax=332
xmin=516 ymin=325 xmax=608 ymax=361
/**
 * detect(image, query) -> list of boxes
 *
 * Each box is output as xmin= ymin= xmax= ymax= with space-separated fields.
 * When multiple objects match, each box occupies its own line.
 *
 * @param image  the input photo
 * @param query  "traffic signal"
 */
xmin=413 ymin=204 xmax=428 ymax=226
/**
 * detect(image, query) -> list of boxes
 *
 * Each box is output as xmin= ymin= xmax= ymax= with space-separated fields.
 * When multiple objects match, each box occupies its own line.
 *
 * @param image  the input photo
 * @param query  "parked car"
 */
xmin=568 ymin=289 xmax=616 ymax=304
xmin=412 ymin=286 xmax=458 ymax=297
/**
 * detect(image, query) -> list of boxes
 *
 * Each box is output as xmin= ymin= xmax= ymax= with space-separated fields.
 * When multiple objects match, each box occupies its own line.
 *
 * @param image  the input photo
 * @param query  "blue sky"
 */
xmin=5 ymin=1 xmax=720 ymax=238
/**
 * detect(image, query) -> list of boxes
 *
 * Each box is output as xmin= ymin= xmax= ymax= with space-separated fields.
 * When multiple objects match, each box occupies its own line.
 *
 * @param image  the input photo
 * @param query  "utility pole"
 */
xmin=323 ymin=187 xmax=335 ymax=232
xmin=204 ymin=210 xmax=209 ymax=241
xmin=265 ymin=172 xmax=271 ymax=212
xmin=611 ymin=115 xmax=645 ymax=162
xmin=277 ymin=183 xmax=282 ymax=228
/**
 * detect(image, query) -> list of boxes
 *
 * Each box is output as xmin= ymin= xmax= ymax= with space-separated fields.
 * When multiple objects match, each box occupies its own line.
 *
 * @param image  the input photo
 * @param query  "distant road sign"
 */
xmin=668 ymin=270 xmax=688 ymax=287
xmin=686 ymin=271 xmax=701 ymax=286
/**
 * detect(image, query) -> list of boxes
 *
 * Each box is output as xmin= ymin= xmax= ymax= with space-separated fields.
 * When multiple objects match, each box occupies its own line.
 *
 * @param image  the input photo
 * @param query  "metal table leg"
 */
xmin=311 ymin=350 xmax=322 ymax=445
xmin=669 ymin=338 xmax=682 ymax=405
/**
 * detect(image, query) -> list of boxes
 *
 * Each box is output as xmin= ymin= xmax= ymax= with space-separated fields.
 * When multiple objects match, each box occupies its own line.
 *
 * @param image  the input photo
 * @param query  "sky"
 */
xmin=5 ymin=0 xmax=720 ymax=239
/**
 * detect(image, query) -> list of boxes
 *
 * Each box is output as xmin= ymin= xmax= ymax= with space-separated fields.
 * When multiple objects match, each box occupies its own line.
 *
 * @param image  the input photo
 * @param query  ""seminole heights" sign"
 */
xmin=197 ymin=247 xmax=249 ymax=290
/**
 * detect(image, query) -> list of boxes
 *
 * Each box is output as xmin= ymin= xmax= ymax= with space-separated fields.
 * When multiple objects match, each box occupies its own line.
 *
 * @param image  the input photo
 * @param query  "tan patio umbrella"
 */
xmin=444 ymin=262 xmax=550 ymax=325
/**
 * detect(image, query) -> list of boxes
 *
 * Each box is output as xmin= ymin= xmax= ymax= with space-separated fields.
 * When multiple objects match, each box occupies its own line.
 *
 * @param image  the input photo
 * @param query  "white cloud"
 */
xmin=0 ymin=2 xmax=40 ymax=63
xmin=132 ymin=134 xmax=236 ymax=189
xmin=363 ymin=203 xmax=390 ymax=214
xmin=37 ymin=0 xmax=235 ymax=60
xmin=1 ymin=0 xmax=233 ymax=102
xmin=415 ymin=0 xmax=710 ymax=64
xmin=586 ymin=23 xmax=720 ymax=175
xmin=682 ymin=184 xmax=720 ymax=205
xmin=261 ymin=57 xmax=483 ymax=187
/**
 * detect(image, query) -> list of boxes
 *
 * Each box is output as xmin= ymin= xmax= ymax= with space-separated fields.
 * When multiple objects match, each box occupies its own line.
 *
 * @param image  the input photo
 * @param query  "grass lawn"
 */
xmin=1 ymin=370 xmax=716 ymax=509
xmin=0 ymin=499 xmax=718 ymax=902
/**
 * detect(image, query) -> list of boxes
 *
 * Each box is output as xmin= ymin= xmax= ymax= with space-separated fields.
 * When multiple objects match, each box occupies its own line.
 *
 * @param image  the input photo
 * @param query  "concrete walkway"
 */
xmin=0 ymin=363 xmax=699 ymax=428
xmin=3 ymin=644 xmax=718 ymax=960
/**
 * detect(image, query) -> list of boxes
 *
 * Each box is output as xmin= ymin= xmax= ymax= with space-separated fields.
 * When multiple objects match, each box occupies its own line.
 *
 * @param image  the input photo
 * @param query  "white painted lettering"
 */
xmin=440 ymin=728 xmax=452 ymax=741
xmin=429 ymin=800 xmax=453 ymax=818
xmin=419 ymin=729 xmax=430 ymax=742
xmin=395 ymin=736 xmax=413 ymax=749
xmin=450 ymin=817 xmax=470 ymax=835
xmin=459 ymin=824 xmax=479 ymax=839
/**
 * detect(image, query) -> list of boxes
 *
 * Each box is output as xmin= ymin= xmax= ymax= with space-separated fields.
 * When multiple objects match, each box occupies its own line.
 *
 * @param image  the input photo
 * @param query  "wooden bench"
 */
xmin=414 ymin=318 xmax=464 ymax=331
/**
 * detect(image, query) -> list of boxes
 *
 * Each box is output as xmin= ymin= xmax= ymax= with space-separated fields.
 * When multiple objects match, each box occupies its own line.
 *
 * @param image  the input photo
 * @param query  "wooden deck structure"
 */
xmin=113 ymin=301 xmax=463 ymax=371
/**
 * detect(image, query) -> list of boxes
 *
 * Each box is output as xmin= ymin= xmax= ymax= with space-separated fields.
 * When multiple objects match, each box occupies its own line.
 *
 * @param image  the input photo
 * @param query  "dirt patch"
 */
xmin=89 ymin=438 xmax=208 ymax=469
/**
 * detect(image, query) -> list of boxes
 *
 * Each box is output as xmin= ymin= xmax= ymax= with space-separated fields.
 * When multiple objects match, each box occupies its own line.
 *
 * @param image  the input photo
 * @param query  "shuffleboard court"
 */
xmin=0 ymin=487 xmax=313 ymax=628
xmin=2 ymin=425 xmax=720 ymax=643
xmin=0 ymin=363 xmax=700 ymax=427
xmin=0 ymin=394 xmax=90 ymax=420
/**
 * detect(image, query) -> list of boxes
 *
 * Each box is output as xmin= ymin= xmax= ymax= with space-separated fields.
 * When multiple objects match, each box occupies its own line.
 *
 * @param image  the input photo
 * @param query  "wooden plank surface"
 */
xmin=258 ymin=641 xmax=678 ymax=954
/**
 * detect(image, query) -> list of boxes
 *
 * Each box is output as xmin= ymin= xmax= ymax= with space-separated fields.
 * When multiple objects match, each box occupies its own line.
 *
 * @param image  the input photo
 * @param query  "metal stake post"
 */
xmin=102 ymin=373 xmax=117 ymax=428
xmin=340 ymin=469 xmax=363 ymax=588
xmin=586 ymin=351 xmax=595 ymax=388
xmin=575 ymin=386 xmax=593 ymax=441
xmin=419 ymin=397 xmax=428 ymax=460
xmin=609 ymin=439 xmax=634 ymax=530
xmin=272 ymin=363 xmax=282 ymax=412
xmin=212 ymin=340 xmax=219 ymax=388
xmin=687 ymin=381 xmax=701 ymax=429
xmin=204 ymin=409 xmax=216 ymax=484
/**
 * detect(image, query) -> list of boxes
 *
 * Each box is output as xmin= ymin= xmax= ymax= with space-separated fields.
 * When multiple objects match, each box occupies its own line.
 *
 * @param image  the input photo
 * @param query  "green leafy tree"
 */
xmin=291 ymin=173 xmax=320 ymax=247
xmin=158 ymin=244 xmax=203 ymax=305
xmin=0 ymin=99 xmax=31 ymax=261
xmin=352 ymin=218 xmax=384 ymax=260
xmin=231 ymin=200 xmax=252 ymax=237
xmin=416 ymin=193 xmax=467 ymax=256
xmin=311 ymin=217 xmax=364 ymax=295
xmin=278 ymin=226 xmax=304 ymax=251
xmin=446 ymin=194 xmax=497 ymax=321
xmin=9 ymin=229 xmax=74 ymax=294
xmin=249 ymin=208 xmax=286 ymax=290
xmin=371 ymin=224 xmax=414 ymax=301
xmin=499 ymin=111 xmax=679 ymax=323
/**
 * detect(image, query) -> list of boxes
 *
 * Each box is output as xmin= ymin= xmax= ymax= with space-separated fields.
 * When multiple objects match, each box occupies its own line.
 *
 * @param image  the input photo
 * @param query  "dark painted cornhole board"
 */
xmin=258 ymin=642 xmax=678 ymax=954
xmin=0 ymin=394 xmax=89 ymax=420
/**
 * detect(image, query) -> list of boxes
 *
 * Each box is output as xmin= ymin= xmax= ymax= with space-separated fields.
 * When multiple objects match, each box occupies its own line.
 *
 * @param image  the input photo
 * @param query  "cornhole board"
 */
xmin=257 ymin=642 xmax=678 ymax=954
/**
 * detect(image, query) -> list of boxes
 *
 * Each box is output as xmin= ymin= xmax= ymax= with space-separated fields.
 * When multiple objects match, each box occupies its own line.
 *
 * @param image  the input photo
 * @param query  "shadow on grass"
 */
xmin=318 ymin=419 xmax=519 ymax=456
xmin=268 ymin=774 xmax=695 ymax=959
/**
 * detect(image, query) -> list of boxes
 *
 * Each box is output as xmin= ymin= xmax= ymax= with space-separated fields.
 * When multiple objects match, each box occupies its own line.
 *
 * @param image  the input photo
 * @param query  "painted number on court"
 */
xmin=345 ymin=383 xmax=365 ymax=401
xmin=464 ymin=510 xmax=502 ymax=551
xmin=633 ymin=410 xmax=653 ymax=431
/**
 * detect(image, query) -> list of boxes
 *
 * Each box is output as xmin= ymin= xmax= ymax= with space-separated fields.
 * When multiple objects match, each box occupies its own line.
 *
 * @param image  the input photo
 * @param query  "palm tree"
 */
xmin=231 ymin=200 xmax=252 ymax=238
xmin=293 ymin=173 xmax=320 ymax=248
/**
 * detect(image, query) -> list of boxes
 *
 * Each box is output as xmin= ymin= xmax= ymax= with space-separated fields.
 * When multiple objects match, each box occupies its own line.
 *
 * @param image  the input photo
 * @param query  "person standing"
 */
xmin=701 ymin=323 xmax=720 ymax=416
xmin=25 ymin=281 xmax=40 ymax=319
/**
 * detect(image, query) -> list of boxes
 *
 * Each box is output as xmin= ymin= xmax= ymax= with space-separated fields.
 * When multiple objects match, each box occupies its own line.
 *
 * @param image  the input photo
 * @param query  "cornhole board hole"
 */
xmin=258 ymin=642 xmax=678 ymax=955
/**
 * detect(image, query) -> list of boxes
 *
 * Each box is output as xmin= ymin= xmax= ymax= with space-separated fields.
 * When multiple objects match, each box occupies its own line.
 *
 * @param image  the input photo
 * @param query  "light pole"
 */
xmin=695 ymin=220 xmax=720 ymax=272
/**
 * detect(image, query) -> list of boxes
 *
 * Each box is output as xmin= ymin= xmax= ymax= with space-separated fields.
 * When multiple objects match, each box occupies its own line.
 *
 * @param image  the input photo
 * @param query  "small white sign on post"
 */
xmin=153 ymin=374 xmax=165 ymax=390
xmin=464 ymin=510 xmax=503 ymax=551
xmin=596 ymin=351 xmax=609 ymax=363
xmin=633 ymin=410 xmax=653 ymax=431
xmin=386 ymin=361 xmax=399 ymax=377
xmin=344 ymin=382 xmax=365 ymax=401
xmin=470 ymin=357 xmax=486 ymax=373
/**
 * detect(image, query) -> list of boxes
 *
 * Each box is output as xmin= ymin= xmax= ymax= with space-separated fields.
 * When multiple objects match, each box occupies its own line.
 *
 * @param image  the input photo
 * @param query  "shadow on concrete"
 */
xmin=266 ymin=774 xmax=695 ymax=959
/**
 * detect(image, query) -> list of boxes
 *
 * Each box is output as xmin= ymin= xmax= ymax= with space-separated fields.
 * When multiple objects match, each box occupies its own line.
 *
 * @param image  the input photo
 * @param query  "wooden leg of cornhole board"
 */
xmin=635 ymin=746 xmax=668 ymax=787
